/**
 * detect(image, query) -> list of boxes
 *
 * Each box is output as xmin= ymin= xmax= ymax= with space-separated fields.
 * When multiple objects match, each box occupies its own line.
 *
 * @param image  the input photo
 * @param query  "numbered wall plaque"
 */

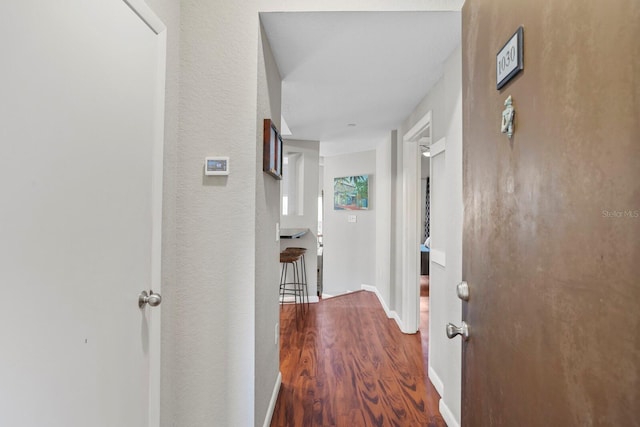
xmin=496 ymin=26 xmax=524 ymax=90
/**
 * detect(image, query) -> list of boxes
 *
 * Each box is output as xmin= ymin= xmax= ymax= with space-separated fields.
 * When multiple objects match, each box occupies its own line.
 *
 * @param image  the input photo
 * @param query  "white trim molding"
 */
xmin=439 ymin=399 xmax=460 ymax=427
xmin=361 ymin=285 xmax=409 ymax=334
xmin=361 ymin=285 xmax=391 ymax=315
xmin=428 ymin=364 xmax=445 ymax=397
xmin=262 ymin=371 xmax=282 ymax=427
xmin=430 ymin=137 xmax=446 ymax=157
xmin=123 ymin=0 xmax=167 ymax=34
xmin=406 ymin=110 xmax=433 ymax=141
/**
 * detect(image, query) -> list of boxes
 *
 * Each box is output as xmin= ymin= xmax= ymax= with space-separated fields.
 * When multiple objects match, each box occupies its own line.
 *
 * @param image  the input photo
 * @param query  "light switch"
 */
xmin=348 ymin=215 xmax=357 ymax=223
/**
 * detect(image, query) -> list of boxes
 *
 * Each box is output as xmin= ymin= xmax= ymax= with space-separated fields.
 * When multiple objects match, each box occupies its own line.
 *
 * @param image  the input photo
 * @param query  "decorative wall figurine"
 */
xmin=501 ymin=95 xmax=515 ymax=139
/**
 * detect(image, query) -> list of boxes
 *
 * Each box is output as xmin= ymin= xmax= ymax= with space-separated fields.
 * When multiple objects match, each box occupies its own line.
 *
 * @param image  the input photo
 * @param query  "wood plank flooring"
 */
xmin=271 ymin=289 xmax=445 ymax=427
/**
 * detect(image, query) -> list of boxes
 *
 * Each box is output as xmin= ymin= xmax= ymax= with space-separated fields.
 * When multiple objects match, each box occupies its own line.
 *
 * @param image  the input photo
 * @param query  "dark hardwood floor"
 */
xmin=271 ymin=287 xmax=444 ymax=427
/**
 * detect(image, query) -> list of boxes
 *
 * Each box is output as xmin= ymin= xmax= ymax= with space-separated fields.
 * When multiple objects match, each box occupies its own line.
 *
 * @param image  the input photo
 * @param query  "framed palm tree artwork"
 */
xmin=333 ymin=175 xmax=369 ymax=210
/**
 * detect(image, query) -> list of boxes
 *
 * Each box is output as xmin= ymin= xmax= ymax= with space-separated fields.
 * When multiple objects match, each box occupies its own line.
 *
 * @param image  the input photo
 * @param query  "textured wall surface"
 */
xmin=323 ymin=150 xmax=377 ymax=295
xmin=462 ymin=0 xmax=640 ymax=425
xmin=172 ymin=2 xmax=260 ymax=426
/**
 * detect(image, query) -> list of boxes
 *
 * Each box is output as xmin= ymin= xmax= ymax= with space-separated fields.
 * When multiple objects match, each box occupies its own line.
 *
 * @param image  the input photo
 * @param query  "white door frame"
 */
xmin=123 ymin=1 xmax=166 ymax=425
xmin=400 ymin=111 xmax=431 ymax=333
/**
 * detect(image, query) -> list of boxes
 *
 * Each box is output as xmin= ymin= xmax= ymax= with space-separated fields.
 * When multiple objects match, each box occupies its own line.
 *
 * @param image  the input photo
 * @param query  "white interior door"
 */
xmin=429 ymin=137 xmax=463 ymax=426
xmin=0 ymin=1 xmax=165 ymax=426
xmin=428 ymin=138 xmax=448 ymax=397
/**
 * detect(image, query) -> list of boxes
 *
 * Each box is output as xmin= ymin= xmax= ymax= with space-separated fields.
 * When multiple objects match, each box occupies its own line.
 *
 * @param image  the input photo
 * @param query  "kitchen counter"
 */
xmin=279 ymin=228 xmax=309 ymax=239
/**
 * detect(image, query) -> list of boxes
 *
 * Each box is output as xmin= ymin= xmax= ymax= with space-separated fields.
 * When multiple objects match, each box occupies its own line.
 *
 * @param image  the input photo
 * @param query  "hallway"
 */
xmin=271 ymin=290 xmax=444 ymax=427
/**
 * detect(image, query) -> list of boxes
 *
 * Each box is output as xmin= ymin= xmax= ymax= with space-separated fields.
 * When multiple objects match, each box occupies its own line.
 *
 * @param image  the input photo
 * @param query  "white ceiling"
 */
xmin=261 ymin=11 xmax=461 ymax=157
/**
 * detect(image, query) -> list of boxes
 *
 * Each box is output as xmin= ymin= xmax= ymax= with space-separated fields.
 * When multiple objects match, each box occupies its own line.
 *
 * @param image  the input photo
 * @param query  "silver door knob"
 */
xmin=138 ymin=290 xmax=162 ymax=308
xmin=456 ymin=281 xmax=469 ymax=301
xmin=446 ymin=322 xmax=469 ymax=341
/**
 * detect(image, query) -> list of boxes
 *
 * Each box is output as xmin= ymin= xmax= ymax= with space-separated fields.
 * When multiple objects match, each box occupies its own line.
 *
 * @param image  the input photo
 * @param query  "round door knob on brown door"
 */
xmin=446 ymin=322 xmax=469 ymax=341
xmin=138 ymin=290 xmax=162 ymax=308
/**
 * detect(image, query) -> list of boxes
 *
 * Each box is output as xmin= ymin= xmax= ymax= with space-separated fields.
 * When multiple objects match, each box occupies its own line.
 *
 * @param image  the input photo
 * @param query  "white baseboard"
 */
xmin=280 ymin=295 xmax=320 ymax=304
xmin=390 ymin=311 xmax=406 ymax=334
xmin=439 ymin=398 xmax=459 ymax=427
xmin=360 ymin=284 xmax=406 ymax=332
xmin=360 ymin=285 xmax=390 ymax=314
xmin=262 ymin=371 xmax=282 ymax=427
xmin=428 ymin=364 xmax=444 ymax=397
xmin=360 ymin=284 xmax=391 ymax=316
xmin=322 ymin=290 xmax=355 ymax=299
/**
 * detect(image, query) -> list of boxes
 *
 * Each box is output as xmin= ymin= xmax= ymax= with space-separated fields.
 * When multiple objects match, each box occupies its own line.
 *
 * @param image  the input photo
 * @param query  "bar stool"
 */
xmin=280 ymin=251 xmax=304 ymax=322
xmin=283 ymin=247 xmax=309 ymax=310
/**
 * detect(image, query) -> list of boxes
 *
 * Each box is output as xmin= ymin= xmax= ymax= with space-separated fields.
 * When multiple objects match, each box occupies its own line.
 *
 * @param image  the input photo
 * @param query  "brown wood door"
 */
xmin=461 ymin=1 xmax=640 ymax=425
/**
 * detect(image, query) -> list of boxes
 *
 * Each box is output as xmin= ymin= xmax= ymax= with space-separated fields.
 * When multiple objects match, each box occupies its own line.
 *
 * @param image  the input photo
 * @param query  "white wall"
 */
xmin=319 ymin=163 xmax=324 ymax=234
xmin=388 ymin=130 xmax=400 ymax=310
xmin=280 ymin=139 xmax=320 ymax=299
xmin=397 ymin=44 xmax=463 ymax=424
xmin=167 ymin=2 xmax=264 ymax=426
xmin=141 ymin=3 xmax=288 ymax=426
xmin=375 ymin=135 xmax=393 ymax=305
xmin=392 ymin=130 xmax=404 ymax=311
xmin=323 ymin=150 xmax=376 ymax=295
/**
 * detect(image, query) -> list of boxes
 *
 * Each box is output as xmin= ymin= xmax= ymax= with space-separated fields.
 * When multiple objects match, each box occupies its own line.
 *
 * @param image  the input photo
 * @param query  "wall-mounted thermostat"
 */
xmin=204 ymin=157 xmax=229 ymax=176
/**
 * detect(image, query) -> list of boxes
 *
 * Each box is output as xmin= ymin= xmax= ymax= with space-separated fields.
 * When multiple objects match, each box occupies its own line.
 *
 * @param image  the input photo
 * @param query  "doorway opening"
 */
xmin=401 ymin=108 xmax=437 ymax=402
xmin=401 ymin=110 xmax=431 ymax=334
xmin=260 ymin=8 xmax=462 ymax=425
